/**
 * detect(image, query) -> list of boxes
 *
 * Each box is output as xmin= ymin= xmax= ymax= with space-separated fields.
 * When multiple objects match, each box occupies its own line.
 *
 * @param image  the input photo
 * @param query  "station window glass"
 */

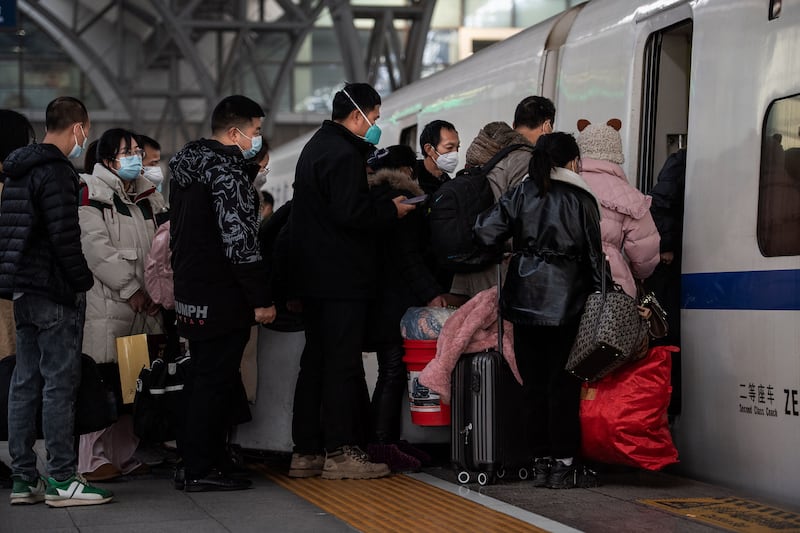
xmin=758 ymin=94 xmax=800 ymax=256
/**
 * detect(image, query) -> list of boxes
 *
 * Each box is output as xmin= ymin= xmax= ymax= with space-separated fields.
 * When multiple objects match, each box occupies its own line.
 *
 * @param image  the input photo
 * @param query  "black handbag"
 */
xmin=639 ymin=290 xmax=668 ymax=339
xmin=133 ymin=353 xmax=190 ymax=443
xmin=0 ymin=354 xmax=118 ymax=438
xmin=75 ymin=354 xmax=119 ymax=435
xmin=566 ymin=261 xmax=649 ymax=382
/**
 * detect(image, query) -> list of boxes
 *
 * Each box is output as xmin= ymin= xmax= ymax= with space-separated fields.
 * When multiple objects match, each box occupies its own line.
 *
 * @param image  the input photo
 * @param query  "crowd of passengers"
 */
xmin=0 ymin=83 xmax=684 ymax=505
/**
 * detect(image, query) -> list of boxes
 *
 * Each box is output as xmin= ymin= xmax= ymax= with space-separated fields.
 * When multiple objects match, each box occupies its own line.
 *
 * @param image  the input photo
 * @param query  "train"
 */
xmin=259 ymin=0 xmax=800 ymax=508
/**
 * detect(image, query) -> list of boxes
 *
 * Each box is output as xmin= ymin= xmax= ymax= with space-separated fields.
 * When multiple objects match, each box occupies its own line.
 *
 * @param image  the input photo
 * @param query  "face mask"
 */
xmin=116 ymin=155 xmax=143 ymax=181
xmin=434 ymin=149 xmax=459 ymax=174
xmin=236 ymin=128 xmax=262 ymax=159
xmin=68 ymin=124 xmax=88 ymax=160
xmin=342 ymin=89 xmax=381 ymax=145
xmin=142 ymin=166 xmax=164 ymax=187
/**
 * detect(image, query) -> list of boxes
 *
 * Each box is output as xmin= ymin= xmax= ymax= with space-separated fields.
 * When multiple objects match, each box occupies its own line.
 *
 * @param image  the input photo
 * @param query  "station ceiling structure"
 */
xmin=14 ymin=0 xmax=437 ymax=149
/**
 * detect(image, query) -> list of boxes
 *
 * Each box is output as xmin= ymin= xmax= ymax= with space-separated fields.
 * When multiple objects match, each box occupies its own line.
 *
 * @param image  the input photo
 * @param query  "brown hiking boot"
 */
xmin=321 ymin=446 xmax=390 ymax=480
xmin=288 ymin=453 xmax=325 ymax=478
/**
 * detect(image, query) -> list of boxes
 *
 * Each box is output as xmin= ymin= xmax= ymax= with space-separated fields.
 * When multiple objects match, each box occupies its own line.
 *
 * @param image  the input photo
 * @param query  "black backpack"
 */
xmin=428 ymin=144 xmax=531 ymax=272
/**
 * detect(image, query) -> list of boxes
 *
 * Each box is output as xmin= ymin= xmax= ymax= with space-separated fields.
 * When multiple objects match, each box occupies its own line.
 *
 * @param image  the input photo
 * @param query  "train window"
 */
xmin=400 ymin=125 xmax=418 ymax=154
xmin=758 ymin=95 xmax=800 ymax=257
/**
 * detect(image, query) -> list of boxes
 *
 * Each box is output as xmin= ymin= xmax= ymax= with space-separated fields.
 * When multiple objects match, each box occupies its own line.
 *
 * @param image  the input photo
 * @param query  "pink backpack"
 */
xmin=145 ymin=221 xmax=174 ymax=310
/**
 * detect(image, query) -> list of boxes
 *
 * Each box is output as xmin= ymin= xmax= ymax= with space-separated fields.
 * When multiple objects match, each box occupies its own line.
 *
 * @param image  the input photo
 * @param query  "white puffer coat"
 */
xmin=79 ymin=164 xmax=165 ymax=363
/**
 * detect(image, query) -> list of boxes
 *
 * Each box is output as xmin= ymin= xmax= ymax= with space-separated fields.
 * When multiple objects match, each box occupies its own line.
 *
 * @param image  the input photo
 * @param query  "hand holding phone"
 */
xmin=400 ymin=194 xmax=428 ymax=205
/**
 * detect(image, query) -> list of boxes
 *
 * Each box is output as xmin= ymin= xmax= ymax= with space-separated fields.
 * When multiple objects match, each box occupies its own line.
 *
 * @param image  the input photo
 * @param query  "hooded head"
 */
xmin=576 ymin=118 xmax=624 ymax=164
xmin=465 ymin=121 xmax=531 ymax=167
xmin=367 ymin=145 xmax=417 ymax=172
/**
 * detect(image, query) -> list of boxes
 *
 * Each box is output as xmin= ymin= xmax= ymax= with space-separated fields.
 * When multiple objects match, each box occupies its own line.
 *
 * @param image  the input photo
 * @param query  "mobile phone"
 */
xmin=401 ymin=194 xmax=428 ymax=205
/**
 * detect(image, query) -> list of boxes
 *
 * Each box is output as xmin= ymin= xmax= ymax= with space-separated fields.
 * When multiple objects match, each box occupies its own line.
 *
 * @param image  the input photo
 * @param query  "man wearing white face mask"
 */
xmin=134 ymin=134 xmax=169 ymax=225
xmin=289 ymin=82 xmax=415 ymax=480
xmin=416 ymin=120 xmax=461 ymax=196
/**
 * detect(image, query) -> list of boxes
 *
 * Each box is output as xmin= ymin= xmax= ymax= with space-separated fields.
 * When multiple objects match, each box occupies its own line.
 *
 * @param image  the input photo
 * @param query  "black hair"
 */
xmin=136 ymin=134 xmax=161 ymax=152
xmin=96 ymin=128 xmax=136 ymax=170
xmin=45 ymin=96 xmax=88 ymax=132
xmin=419 ymin=119 xmax=456 ymax=154
xmin=211 ymin=95 xmax=265 ymax=134
xmin=513 ymin=95 xmax=555 ymax=130
xmin=83 ymin=140 xmax=99 ymax=173
xmin=332 ymin=83 xmax=381 ymax=122
xmin=367 ymin=145 xmax=417 ymax=171
xmin=0 ymin=109 xmax=35 ymax=161
xmin=261 ymin=190 xmax=274 ymax=206
xmin=529 ymin=132 xmax=579 ymax=197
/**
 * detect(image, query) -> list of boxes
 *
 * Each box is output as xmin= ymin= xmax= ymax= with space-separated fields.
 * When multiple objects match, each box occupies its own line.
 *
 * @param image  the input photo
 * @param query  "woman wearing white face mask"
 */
xmin=76 ymin=128 xmax=167 ymax=482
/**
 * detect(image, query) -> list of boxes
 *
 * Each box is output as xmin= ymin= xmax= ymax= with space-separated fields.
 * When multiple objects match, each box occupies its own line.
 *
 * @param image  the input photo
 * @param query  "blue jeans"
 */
xmin=9 ymin=293 xmax=86 ymax=481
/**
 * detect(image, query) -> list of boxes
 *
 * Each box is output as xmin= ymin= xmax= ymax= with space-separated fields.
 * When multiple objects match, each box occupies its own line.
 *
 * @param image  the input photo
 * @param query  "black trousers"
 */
xmin=513 ymin=322 xmax=582 ymax=460
xmin=370 ymin=343 xmax=406 ymax=443
xmin=183 ymin=328 xmax=250 ymax=478
xmin=292 ymin=299 xmax=370 ymax=453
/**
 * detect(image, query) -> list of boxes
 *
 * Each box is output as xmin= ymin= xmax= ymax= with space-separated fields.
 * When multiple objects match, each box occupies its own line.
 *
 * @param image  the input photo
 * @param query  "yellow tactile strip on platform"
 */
xmin=641 ymin=497 xmax=800 ymax=532
xmin=252 ymin=464 xmax=546 ymax=533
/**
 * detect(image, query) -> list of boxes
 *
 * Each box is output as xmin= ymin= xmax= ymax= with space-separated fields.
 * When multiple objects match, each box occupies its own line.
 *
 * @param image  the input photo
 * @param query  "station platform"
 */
xmin=2 ymin=443 xmax=799 ymax=533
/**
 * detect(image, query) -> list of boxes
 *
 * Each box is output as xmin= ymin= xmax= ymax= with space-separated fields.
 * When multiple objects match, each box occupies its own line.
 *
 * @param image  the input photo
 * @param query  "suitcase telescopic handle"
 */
xmin=496 ymin=260 xmax=503 ymax=356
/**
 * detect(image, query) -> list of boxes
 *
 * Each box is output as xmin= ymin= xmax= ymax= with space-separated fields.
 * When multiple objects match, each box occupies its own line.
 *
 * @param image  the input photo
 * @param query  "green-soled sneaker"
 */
xmin=10 ymin=476 xmax=46 ymax=505
xmin=45 ymin=474 xmax=114 ymax=507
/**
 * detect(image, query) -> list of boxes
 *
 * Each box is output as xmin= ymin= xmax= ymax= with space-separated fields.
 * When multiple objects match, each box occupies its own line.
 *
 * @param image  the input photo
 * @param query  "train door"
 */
xmin=539 ymin=5 xmax=584 ymax=101
xmin=636 ymin=18 xmax=693 ymax=420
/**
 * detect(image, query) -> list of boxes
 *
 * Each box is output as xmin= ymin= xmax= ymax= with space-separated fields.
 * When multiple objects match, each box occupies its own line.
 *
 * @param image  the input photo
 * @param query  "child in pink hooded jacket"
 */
xmin=577 ymin=119 xmax=660 ymax=297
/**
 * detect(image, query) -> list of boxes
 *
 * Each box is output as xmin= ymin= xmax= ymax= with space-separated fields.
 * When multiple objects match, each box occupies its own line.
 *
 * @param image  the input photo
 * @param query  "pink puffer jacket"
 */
xmin=581 ymin=158 xmax=660 ymax=297
xmin=144 ymin=221 xmax=174 ymax=310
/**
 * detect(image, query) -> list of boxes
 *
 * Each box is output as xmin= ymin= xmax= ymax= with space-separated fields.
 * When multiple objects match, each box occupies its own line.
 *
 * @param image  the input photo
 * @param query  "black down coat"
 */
xmin=0 ymin=143 xmax=93 ymax=305
xmin=649 ymin=148 xmax=686 ymax=255
xmin=474 ymin=167 xmax=608 ymax=326
xmin=366 ymin=168 xmax=443 ymax=346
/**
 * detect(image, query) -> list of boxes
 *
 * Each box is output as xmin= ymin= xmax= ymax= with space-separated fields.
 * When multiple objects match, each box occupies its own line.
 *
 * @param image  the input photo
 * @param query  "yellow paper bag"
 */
xmin=116 ymin=333 xmax=150 ymax=404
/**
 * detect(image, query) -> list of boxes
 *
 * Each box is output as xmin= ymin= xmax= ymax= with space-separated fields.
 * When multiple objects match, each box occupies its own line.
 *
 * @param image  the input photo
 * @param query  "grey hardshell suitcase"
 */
xmin=450 ymin=266 xmax=527 ymax=486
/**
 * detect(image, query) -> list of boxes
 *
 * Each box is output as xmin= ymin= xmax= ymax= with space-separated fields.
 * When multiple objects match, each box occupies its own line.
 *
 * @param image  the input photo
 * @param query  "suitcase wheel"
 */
xmin=457 ymin=471 xmax=471 ymax=484
xmin=496 ymin=468 xmax=506 ymax=479
xmin=518 ymin=467 xmax=529 ymax=480
xmin=477 ymin=471 xmax=491 ymax=486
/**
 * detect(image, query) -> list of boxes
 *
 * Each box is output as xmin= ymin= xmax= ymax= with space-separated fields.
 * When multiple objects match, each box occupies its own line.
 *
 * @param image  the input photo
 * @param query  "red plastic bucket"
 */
xmin=402 ymin=339 xmax=450 ymax=426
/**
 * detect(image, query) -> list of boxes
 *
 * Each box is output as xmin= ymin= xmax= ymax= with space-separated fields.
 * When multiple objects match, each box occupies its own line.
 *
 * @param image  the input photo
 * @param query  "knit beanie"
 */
xmin=466 ymin=121 xmax=532 ymax=167
xmin=576 ymin=119 xmax=624 ymax=164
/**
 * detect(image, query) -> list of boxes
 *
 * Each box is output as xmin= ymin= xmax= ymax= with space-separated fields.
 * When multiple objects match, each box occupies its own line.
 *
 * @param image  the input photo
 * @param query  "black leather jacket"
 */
xmin=474 ymin=168 xmax=607 ymax=326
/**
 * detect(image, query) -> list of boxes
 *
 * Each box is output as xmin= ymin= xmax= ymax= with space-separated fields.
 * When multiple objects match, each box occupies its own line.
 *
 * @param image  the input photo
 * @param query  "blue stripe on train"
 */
xmin=682 ymin=269 xmax=800 ymax=310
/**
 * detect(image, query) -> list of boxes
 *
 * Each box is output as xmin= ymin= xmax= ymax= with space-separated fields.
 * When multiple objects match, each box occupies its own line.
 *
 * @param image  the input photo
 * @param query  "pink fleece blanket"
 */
xmin=418 ymin=286 xmax=522 ymax=404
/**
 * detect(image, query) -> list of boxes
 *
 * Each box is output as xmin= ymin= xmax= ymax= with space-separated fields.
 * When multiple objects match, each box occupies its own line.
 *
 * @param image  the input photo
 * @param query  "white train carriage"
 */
xmin=258 ymin=0 xmax=800 ymax=507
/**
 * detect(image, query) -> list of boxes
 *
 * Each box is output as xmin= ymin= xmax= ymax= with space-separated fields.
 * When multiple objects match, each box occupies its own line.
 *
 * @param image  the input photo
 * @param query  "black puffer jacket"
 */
xmin=290 ymin=120 xmax=397 ymax=300
xmin=649 ymin=148 xmax=686 ymax=255
xmin=366 ymin=168 xmax=443 ymax=346
xmin=0 ymin=144 xmax=93 ymax=305
xmin=474 ymin=167 xmax=607 ymax=326
xmin=169 ymin=139 xmax=270 ymax=339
